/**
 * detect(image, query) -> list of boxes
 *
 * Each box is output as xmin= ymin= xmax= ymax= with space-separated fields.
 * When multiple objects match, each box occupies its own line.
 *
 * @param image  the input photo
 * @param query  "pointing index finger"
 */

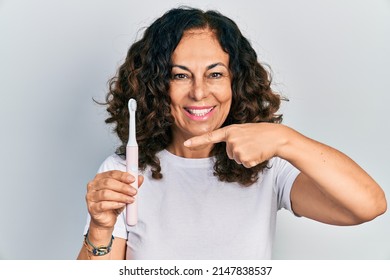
xmin=184 ymin=127 xmax=227 ymax=148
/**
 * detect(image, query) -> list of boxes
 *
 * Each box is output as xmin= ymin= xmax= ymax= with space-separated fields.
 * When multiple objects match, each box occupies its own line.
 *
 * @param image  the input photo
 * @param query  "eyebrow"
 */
xmin=171 ymin=62 xmax=228 ymax=72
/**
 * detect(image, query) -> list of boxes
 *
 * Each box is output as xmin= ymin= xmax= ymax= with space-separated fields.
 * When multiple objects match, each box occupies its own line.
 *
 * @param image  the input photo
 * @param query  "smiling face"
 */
xmin=168 ymin=28 xmax=232 ymax=157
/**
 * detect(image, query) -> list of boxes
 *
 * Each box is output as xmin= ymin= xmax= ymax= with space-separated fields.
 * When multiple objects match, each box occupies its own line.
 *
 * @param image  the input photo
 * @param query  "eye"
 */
xmin=208 ymin=72 xmax=223 ymax=79
xmin=172 ymin=73 xmax=189 ymax=80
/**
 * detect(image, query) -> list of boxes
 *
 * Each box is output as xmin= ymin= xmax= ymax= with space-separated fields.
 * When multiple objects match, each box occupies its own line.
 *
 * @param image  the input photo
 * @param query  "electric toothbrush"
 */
xmin=126 ymin=98 xmax=138 ymax=226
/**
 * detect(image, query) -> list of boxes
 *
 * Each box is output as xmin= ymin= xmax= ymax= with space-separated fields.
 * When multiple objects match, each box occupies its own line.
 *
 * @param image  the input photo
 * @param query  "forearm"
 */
xmin=278 ymin=125 xmax=386 ymax=220
xmin=183 ymin=122 xmax=386 ymax=223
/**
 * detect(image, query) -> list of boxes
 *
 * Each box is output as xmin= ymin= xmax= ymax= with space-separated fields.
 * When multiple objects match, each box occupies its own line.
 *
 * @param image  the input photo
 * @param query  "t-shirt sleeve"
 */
xmin=272 ymin=157 xmax=300 ymax=213
xmin=82 ymin=154 xmax=128 ymax=240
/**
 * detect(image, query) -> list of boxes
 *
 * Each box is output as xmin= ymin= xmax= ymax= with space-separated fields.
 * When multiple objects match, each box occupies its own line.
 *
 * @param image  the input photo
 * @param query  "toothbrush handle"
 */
xmin=126 ymin=146 xmax=138 ymax=226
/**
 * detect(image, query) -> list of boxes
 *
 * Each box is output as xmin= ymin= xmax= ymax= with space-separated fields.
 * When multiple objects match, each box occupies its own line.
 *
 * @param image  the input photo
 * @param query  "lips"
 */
xmin=183 ymin=106 xmax=215 ymax=120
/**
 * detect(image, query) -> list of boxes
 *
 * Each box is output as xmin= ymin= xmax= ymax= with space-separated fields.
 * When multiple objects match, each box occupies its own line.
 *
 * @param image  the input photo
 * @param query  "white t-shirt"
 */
xmin=84 ymin=149 xmax=300 ymax=259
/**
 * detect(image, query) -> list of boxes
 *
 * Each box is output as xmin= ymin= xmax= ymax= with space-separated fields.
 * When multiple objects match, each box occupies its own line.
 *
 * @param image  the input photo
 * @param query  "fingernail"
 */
xmin=129 ymin=187 xmax=137 ymax=195
xmin=184 ymin=140 xmax=191 ymax=147
xmin=127 ymin=174 xmax=134 ymax=181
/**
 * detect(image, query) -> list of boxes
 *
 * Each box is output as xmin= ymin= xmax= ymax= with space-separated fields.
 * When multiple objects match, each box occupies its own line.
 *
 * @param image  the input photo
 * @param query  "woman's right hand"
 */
xmin=86 ymin=170 xmax=143 ymax=229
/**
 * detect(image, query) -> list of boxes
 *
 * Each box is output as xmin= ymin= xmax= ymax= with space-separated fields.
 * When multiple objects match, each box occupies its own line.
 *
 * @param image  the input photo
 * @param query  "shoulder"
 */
xmin=264 ymin=157 xmax=300 ymax=191
xmin=266 ymin=157 xmax=298 ymax=174
xmin=97 ymin=153 xmax=126 ymax=173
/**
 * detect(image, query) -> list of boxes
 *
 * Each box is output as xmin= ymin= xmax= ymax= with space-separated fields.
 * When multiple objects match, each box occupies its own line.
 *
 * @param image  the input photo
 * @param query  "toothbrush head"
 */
xmin=129 ymin=98 xmax=137 ymax=112
xmin=127 ymin=98 xmax=138 ymax=146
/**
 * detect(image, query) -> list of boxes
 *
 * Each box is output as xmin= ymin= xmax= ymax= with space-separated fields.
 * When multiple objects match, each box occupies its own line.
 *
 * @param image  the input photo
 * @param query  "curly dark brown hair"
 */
xmin=103 ymin=7 xmax=283 ymax=186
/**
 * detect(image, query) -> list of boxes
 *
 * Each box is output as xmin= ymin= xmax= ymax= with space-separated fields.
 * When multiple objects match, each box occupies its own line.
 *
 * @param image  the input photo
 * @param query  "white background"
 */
xmin=0 ymin=0 xmax=389 ymax=259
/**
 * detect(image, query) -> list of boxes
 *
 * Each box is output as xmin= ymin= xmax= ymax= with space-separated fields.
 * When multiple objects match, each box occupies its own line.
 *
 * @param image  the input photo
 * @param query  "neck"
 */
xmin=167 ymin=136 xmax=213 ymax=159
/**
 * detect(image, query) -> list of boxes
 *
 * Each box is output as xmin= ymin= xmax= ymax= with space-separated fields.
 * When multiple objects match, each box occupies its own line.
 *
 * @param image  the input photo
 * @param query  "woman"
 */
xmin=77 ymin=7 xmax=386 ymax=260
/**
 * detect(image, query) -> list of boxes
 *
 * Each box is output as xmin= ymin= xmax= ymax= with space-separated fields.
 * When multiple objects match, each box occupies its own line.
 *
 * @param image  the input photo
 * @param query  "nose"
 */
xmin=189 ymin=77 xmax=209 ymax=101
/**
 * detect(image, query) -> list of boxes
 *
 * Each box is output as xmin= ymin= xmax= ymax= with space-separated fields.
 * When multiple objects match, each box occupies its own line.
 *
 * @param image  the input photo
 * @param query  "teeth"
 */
xmin=186 ymin=108 xmax=213 ymax=116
